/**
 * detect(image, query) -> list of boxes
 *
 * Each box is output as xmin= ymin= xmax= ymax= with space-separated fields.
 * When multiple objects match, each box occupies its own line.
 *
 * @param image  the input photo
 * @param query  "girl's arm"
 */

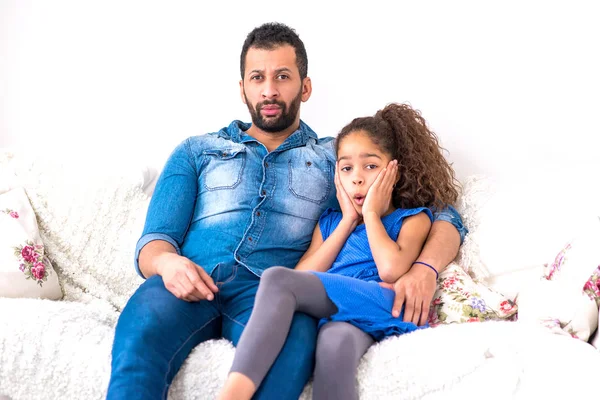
xmin=363 ymin=211 xmax=432 ymax=283
xmin=295 ymin=219 xmax=357 ymax=272
xmin=296 ymin=164 xmax=360 ymax=272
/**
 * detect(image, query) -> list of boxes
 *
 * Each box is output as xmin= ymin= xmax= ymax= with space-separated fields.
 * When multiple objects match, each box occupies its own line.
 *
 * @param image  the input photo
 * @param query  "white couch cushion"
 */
xmin=1 ymin=302 xmax=598 ymax=400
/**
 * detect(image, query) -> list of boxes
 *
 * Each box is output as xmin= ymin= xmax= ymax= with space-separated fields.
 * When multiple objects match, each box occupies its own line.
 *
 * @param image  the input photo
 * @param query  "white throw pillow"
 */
xmin=9 ymin=150 xmax=150 ymax=310
xmin=518 ymin=217 xmax=600 ymax=342
xmin=454 ymin=172 xmax=596 ymax=300
xmin=0 ymin=187 xmax=62 ymax=299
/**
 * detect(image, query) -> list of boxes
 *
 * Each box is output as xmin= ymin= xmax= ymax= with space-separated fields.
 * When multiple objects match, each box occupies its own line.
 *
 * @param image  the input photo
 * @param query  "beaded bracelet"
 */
xmin=413 ymin=261 xmax=439 ymax=280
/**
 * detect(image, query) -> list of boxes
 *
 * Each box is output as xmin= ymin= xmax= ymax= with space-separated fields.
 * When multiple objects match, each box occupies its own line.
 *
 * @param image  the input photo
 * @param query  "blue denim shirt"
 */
xmin=134 ymin=120 xmax=467 ymax=278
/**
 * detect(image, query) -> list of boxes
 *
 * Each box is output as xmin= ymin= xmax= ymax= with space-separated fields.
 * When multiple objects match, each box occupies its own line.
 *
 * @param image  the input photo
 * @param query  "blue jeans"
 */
xmin=106 ymin=262 xmax=317 ymax=399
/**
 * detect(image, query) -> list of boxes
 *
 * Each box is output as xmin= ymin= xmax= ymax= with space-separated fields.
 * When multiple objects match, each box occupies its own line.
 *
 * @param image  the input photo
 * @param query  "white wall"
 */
xmin=1 ymin=0 xmax=599 ymax=183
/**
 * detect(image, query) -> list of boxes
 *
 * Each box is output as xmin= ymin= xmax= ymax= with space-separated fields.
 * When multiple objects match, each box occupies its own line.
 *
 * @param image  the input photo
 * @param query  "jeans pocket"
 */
xmin=202 ymin=147 xmax=246 ymax=190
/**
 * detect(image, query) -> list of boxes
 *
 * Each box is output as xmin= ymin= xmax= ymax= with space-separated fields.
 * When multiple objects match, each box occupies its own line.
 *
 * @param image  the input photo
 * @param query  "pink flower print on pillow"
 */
xmin=14 ymin=241 xmax=51 ymax=286
xmin=21 ymin=245 xmax=38 ymax=263
xmin=499 ymin=300 xmax=516 ymax=314
xmin=31 ymin=261 xmax=46 ymax=280
xmin=583 ymin=266 xmax=600 ymax=307
xmin=544 ymin=242 xmax=572 ymax=280
xmin=1 ymin=208 xmax=19 ymax=218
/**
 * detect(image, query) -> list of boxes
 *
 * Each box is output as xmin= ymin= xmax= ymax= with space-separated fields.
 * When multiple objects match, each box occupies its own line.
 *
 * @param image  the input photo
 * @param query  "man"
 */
xmin=106 ymin=22 xmax=466 ymax=399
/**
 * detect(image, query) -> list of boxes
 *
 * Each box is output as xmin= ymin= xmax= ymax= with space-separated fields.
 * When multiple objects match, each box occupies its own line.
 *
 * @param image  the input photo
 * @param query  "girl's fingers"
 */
xmin=334 ymin=166 xmax=343 ymax=192
xmin=383 ymin=160 xmax=397 ymax=189
xmin=372 ymin=167 xmax=386 ymax=189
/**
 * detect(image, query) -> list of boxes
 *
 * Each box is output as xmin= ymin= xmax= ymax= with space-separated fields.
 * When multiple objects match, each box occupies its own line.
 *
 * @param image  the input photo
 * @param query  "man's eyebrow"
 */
xmin=248 ymin=67 xmax=293 ymax=75
xmin=337 ymin=153 xmax=382 ymax=161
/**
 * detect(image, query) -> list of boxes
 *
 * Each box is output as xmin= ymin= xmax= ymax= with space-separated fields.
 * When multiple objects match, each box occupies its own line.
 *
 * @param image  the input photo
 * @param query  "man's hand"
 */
xmin=380 ymin=262 xmax=437 ymax=326
xmin=156 ymin=253 xmax=219 ymax=302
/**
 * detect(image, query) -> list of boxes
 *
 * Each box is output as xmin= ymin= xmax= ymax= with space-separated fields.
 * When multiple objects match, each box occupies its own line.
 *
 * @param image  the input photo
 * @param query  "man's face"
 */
xmin=240 ymin=45 xmax=310 ymax=133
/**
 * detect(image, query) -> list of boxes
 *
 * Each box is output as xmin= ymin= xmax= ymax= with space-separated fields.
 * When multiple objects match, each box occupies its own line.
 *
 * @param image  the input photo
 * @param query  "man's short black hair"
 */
xmin=240 ymin=22 xmax=308 ymax=80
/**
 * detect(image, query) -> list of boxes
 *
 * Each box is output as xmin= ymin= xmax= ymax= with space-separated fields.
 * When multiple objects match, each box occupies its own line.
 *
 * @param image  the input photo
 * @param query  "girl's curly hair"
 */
xmin=335 ymin=103 xmax=459 ymax=210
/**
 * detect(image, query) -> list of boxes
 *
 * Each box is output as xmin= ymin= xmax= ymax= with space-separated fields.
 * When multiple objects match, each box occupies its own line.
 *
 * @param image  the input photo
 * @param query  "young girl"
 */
xmin=218 ymin=103 xmax=459 ymax=400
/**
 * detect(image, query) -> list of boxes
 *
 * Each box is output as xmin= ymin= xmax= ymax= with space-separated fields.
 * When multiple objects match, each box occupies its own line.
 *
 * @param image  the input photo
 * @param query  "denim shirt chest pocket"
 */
xmin=288 ymin=153 xmax=333 ymax=205
xmin=201 ymin=147 xmax=246 ymax=190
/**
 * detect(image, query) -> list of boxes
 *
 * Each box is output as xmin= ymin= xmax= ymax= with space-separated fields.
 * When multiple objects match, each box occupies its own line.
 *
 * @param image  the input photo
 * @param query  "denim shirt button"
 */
xmin=261 ymin=190 xmax=266 ymax=196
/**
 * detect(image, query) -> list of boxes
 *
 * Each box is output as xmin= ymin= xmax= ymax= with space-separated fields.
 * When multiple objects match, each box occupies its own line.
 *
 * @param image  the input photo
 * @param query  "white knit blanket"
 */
xmin=1 ymin=300 xmax=598 ymax=400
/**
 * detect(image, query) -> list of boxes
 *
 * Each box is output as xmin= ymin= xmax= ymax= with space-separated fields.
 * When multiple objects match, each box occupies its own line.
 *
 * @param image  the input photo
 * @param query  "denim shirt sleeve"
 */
xmin=432 ymin=204 xmax=468 ymax=244
xmin=134 ymin=139 xmax=198 ymax=278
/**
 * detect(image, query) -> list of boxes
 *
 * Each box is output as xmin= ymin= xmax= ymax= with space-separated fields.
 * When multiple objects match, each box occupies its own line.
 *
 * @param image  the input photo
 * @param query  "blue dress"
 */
xmin=311 ymin=207 xmax=433 ymax=340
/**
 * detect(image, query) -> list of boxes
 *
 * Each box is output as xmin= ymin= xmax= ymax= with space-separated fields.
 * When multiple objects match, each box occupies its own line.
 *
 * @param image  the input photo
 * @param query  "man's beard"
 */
xmin=244 ymin=89 xmax=302 ymax=133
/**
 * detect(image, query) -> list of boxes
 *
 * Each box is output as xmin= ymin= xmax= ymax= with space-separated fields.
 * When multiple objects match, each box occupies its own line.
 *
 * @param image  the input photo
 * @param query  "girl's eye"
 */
xmin=340 ymin=166 xmax=351 ymax=172
xmin=366 ymin=164 xmax=377 ymax=170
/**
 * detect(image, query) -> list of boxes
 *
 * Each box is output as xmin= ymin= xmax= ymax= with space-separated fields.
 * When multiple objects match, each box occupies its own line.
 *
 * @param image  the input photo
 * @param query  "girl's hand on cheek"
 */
xmin=335 ymin=164 xmax=360 ymax=224
xmin=363 ymin=160 xmax=398 ymax=217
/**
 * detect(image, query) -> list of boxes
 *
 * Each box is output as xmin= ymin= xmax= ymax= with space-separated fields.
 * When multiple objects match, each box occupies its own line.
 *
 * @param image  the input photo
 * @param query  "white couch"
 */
xmin=1 ymin=150 xmax=599 ymax=400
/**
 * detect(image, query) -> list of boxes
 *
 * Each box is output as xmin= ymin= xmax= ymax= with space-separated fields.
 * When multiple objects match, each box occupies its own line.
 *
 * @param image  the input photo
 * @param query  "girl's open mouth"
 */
xmin=353 ymin=195 xmax=365 ymax=205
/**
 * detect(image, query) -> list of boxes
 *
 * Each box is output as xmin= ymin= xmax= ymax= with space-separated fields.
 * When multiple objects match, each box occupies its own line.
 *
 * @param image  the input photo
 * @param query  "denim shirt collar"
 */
xmin=217 ymin=120 xmax=318 ymax=151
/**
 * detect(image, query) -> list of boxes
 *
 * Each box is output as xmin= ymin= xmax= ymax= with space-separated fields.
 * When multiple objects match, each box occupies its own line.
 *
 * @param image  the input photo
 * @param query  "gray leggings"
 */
xmin=230 ymin=267 xmax=374 ymax=400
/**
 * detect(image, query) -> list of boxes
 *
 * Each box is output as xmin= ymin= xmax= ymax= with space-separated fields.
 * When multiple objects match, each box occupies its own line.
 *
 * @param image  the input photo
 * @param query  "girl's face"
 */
xmin=337 ymin=130 xmax=395 ymax=215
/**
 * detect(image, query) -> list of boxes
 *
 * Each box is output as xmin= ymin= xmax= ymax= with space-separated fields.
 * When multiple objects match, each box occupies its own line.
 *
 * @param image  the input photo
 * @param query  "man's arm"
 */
xmin=413 ymin=219 xmax=461 ymax=275
xmin=138 ymin=239 xmax=178 ymax=279
xmin=134 ymin=139 xmax=218 ymax=302
xmin=386 ymin=205 xmax=466 ymax=325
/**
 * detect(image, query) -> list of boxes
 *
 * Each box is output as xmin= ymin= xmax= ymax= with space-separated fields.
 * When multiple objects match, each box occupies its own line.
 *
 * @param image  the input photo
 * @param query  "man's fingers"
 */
xmin=411 ymin=300 xmax=422 ymax=325
xmin=186 ymin=294 xmax=201 ymax=302
xmin=196 ymin=266 xmax=219 ymax=293
xmin=379 ymin=282 xmax=394 ymax=290
xmin=403 ymin=297 xmax=415 ymax=323
xmin=392 ymin=286 xmax=405 ymax=318
xmin=418 ymin=306 xmax=429 ymax=327
xmin=179 ymin=276 xmax=208 ymax=301
xmin=185 ymin=272 xmax=214 ymax=301
xmin=419 ymin=295 xmax=433 ymax=326
xmin=172 ymin=282 xmax=190 ymax=302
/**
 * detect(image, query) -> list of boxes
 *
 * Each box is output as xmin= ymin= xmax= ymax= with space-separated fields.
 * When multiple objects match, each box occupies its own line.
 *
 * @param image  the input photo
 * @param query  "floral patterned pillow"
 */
xmin=523 ymin=220 xmax=600 ymax=342
xmin=0 ymin=187 xmax=62 ymax=299
xmin=428 ymin=262 xmax=518 ymax=327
